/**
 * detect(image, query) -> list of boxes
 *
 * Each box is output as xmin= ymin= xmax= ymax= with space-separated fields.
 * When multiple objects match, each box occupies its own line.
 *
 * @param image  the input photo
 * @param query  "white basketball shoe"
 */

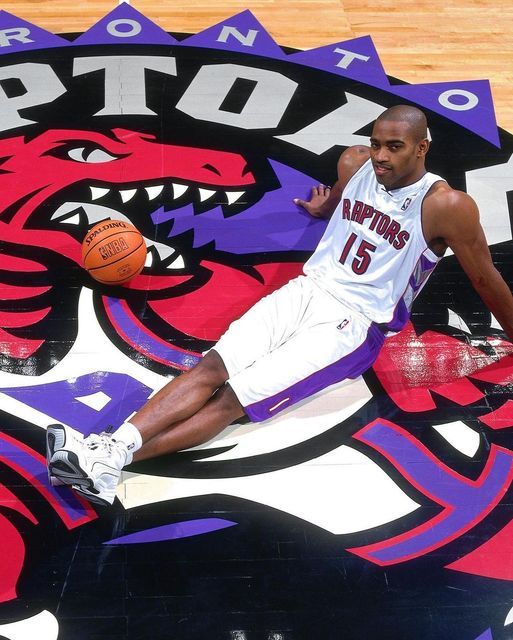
xmin=48 ymin=429 xmax=130 ymax=506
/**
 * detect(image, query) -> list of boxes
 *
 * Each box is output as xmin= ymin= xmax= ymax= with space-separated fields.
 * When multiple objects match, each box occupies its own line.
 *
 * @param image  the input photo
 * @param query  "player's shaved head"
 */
xmin=375 ymin=105 xmax=428 ymax=142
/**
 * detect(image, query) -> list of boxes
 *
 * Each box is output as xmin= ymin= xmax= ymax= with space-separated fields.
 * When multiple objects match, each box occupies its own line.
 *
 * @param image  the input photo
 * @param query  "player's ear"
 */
xmin=417 ymin=138 xmax=430 ymax=157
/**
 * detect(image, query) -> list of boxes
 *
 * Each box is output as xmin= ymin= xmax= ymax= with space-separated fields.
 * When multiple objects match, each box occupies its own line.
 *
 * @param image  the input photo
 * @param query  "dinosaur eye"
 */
xmin=67 ymin=146 xmax=119 ymax=163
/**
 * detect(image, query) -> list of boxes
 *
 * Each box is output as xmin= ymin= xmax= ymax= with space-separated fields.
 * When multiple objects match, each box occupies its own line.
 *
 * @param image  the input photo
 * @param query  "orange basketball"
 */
xmin=81 ymin=220 xmax=147 ymax=285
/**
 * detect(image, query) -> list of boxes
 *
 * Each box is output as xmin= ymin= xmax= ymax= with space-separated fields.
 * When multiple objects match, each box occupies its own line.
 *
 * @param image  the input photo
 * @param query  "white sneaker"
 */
xmin=48 ymin=431 xmax=129 ymax=506
xmin=46 ymin=424 xmax=85 ymax=487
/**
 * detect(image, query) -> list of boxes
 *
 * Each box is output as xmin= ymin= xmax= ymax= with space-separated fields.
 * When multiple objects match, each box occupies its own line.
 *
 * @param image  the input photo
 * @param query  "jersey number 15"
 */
xmin=339 ymin=233 xmax=377 ymax=275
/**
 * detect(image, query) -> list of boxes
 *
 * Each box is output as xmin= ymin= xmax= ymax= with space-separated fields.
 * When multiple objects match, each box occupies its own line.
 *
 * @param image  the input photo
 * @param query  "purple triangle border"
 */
xmin=179 ymin=10 xmax=286 ymax=59
xmin=288 ymin=36 xmax=390 ymax=89
xmin=0 ymin=10 xmax=69 ymax=54
xmin=0 ymin=7 xmax=501 ymax=146
xmin=389 ymin=79 xmax=499 ymax=147
xmin=72 ymin=3 xmax=178 ymax=46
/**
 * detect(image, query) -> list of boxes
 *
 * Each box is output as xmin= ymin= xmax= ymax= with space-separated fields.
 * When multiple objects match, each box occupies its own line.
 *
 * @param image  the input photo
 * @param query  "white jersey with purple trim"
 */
xmin=303 ymin=159 xmax=445 ymax=332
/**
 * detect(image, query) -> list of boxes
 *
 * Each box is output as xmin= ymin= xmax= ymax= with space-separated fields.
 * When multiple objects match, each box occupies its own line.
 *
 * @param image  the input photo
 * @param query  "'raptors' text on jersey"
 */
xmin=304 ymin=159 xmax=445 ymax=332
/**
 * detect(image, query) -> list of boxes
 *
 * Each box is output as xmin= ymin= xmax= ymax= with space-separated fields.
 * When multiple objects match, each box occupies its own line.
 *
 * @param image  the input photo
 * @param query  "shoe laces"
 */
xmin=85 ymin=431 xmax=116 ymax=454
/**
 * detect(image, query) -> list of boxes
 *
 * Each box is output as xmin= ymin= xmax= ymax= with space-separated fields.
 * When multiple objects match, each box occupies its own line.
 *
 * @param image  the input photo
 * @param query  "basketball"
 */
xmin=81 ymin=220 xmax=147 ymax=285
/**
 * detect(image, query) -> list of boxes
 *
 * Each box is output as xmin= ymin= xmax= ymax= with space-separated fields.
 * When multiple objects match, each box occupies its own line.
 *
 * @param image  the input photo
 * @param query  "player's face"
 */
xmin=369 ymin=120 xmax=427 ymax=190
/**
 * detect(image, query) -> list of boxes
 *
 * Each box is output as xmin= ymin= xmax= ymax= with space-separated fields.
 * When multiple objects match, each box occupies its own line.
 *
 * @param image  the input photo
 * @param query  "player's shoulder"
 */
xmin=337 ymin=145 xmax=370 ymax=183
xmin=424 ymin=180 xmax=479 ymax=236
xmin=425 ymin=180 xmax=478 ymax=217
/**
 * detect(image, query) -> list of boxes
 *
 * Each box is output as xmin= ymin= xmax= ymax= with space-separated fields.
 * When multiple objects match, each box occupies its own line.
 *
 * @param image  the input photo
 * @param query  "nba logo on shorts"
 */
xmin=337 ymin=319 xmax=349 ymax=330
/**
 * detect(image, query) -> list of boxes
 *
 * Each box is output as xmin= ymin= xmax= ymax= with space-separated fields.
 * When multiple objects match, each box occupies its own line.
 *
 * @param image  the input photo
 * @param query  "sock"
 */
xmin=112 ymin=422 xmax=143 ymax=465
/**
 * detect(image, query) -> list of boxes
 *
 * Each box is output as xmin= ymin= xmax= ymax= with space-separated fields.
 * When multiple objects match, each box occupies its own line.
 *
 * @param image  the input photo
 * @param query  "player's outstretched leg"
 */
xmin=47 ymin=351 xmax=240 ymax=505
xmin=49 ymin=383 xmax=244 ymax=505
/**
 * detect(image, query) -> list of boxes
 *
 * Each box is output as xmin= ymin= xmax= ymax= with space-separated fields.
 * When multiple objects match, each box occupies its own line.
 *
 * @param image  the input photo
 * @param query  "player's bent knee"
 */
xmin=194 ymin=349 xmax=230 ymax=387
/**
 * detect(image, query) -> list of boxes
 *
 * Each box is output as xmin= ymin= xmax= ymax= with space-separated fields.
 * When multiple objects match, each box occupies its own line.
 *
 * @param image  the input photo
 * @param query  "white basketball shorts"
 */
xmin=213 ymin=275 xmax=385 ymax=422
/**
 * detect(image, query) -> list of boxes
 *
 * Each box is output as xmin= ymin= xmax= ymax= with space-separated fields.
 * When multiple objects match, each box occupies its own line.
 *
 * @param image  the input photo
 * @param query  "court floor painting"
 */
xmin=1 ymin=4 xmax=513 ymax=639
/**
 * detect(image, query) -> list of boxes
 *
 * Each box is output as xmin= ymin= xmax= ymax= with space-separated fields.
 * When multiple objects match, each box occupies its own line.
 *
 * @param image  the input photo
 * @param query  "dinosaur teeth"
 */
xmin=167 ymin=253 xmax=185 ymax=270
xmin=198 ymin=188 xmax=216 ymax=202
xmin=171 ymin=183 xmax=188 ymax=199
xmin=90 ymin=187 xmax=110 ymax=201
xmin=51 ymin=202 xmax=128 ymax=226
xmin=143 ymin=239 xmax=184 ymax=270
xmin=86 ymin=181 xmax=254 ymax=212
xmin=120 ymin=188 xmax=137 ymax=203
xmin=144 ymin=239 xmax=176 ymax=262
xmin=63 ymin=212 xmax=81 ymax=225
xmin=225 ymin=191 xmax=245 ymax=205
xmin=145 ymin=185 xmax=164 ymax=200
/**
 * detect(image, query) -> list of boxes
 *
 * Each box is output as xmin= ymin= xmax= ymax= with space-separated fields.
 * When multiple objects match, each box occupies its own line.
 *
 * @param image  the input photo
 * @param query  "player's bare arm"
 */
xmin=424 ymin=186 xmax=513 ymax=340
xmin=294 ymin=145 xmax=370 ymax=219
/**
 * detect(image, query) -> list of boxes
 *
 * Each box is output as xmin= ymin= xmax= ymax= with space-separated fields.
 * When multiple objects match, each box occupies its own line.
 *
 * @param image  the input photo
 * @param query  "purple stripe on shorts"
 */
xmin=244 ymin=323 xmax=385 ymax=422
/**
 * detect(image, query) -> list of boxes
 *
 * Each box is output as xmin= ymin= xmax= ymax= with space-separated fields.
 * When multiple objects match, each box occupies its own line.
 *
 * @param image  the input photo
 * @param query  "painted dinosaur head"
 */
xmin=0 ymin=127 xmax=324 ymax=372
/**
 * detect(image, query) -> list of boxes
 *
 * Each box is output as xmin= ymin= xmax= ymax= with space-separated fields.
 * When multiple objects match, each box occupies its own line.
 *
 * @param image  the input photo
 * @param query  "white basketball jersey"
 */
xmin=304 ymin=159 xmax=445 ymax=332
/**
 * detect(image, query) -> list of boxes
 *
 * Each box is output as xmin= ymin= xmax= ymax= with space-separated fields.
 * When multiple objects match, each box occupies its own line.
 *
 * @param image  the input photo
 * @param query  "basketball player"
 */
xmin=47 ymin=105 xmax=513 ymax=505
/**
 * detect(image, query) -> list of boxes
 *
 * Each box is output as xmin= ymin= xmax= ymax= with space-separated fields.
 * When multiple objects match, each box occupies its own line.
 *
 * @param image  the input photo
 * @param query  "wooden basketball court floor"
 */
xmin=0 ymin=1 xmax=512 ymax=639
